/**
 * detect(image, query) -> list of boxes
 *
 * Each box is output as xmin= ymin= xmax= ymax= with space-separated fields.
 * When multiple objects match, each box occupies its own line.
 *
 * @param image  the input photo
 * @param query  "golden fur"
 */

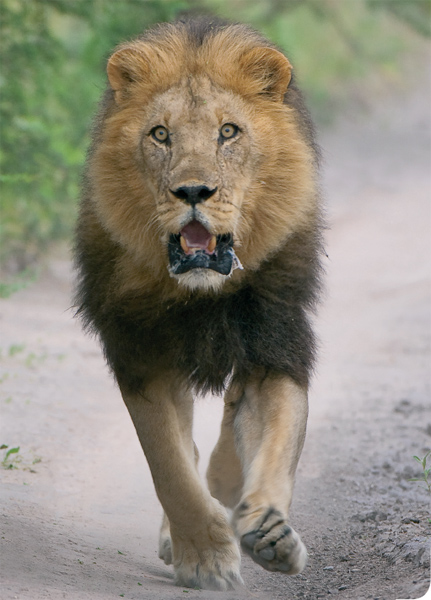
xmin=75 ymin=18 xmax=322 ymax=591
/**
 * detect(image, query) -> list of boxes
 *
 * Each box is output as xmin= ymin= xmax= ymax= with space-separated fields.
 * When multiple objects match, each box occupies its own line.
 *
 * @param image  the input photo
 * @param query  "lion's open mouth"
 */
xmin=168 ymin=220 xmax=242 ymax=276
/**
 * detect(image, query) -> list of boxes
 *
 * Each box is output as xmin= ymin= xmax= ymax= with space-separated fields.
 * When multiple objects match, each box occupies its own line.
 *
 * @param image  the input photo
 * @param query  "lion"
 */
xmin=74 ymin=17 xmax=322 ymax=591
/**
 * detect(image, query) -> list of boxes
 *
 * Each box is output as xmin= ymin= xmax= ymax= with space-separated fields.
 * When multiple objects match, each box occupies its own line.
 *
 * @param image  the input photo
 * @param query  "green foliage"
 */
xmin=0 ymin=0 xmax=427 ymax=274
xmin=204 ymin=0 xmax=425 ymax=118
xmin=1 ymin=1 xmax=80 ymax=269
xmin=0 ymin=0 xmax=188 ymax=272
xmin=368 ymin=0 xmax=431 ymax=38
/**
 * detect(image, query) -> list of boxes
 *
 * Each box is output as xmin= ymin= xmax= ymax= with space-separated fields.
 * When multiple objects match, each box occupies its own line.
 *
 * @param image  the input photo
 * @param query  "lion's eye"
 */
xmin=220 ymin=123 xmax=239 ymax=140
xmin=151 ymin=126 xmax=169 ymax=143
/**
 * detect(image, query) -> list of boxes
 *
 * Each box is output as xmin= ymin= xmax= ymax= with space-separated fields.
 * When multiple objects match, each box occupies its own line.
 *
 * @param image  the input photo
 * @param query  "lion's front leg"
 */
xmin=120 ymin=374 xmax=242 ymax=591
xmin=231 ymin=372 xmax=308 ymax=574
xmin=159 ymin=436 xmax=200 ymax=566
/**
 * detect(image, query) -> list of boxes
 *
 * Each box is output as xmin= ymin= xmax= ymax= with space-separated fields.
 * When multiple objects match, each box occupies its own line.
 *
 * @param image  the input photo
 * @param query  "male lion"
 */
xmin=75 ymin=17 xmax=322 ymax=591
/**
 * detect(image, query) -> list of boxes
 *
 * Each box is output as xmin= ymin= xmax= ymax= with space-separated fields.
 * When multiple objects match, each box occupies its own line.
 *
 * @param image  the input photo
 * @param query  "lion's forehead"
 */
xmin=147 ymin=77 xmax=251 ymax=134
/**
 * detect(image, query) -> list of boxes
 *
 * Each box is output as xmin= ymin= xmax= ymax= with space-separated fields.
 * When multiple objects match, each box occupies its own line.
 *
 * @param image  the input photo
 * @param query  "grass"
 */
xmin=8 ymin=344 xmax=26 ymax=357
xmin=1 ymin=445 xmax=21 ymax=470
xmin=25 ymin=351 xmax=48 ymax=368
xmin=409 ymin=452 xmax=431 ymax=493
xmin=1 ymin=342 xmax=60 ymax=369
xmin=1 ymin=444 xmax=42 ymax=471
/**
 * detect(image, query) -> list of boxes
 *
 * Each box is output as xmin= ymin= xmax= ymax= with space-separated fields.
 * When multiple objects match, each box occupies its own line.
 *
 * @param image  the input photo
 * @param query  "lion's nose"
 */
xmin=171 ymin=185 xmax=217 ymax=206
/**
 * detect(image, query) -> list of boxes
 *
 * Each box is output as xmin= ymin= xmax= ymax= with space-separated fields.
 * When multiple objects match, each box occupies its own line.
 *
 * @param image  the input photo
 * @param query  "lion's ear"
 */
xmin=239 ymin=47 xmax=292 ymax=101
xmin=107 ymin=45 xmax=150 ymax=99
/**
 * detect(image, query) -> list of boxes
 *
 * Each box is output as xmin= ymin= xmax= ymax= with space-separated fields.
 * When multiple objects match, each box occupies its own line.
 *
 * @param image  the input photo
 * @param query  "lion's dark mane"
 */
xmin=75 ymin=227 xmax=322 ymax=395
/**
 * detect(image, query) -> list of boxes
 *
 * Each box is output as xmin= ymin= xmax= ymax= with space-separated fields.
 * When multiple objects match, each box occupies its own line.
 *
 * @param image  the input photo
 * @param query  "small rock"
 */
xmin=323 ymin=566 xmax=334 ymax=571
xmin=353 ymin=510 xmax=388 ymax=522
xmin=402 ymin=517 xmax=420 ymax=524
xmin=339 ymin=585 xmax=348 ymax=591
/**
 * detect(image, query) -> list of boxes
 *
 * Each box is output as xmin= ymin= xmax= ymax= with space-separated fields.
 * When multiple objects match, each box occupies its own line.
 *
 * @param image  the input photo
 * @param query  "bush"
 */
xmin=0 ymin=0 xmax=186 ymax=272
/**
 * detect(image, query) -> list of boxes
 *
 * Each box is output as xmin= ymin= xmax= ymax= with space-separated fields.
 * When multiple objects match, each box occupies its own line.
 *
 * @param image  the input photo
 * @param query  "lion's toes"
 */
xmin=239 ymin=508 xmax=307 ymax=574
xmin=174 ymin=538 xmax=243 ymax=591
xmin=175 ymin=561 xmax=243 ymax=592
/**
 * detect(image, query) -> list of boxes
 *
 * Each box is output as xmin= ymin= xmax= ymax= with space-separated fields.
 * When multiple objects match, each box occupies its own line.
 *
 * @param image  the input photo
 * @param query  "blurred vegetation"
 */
xmin=0 ymin=0 xmax=429 ymax=276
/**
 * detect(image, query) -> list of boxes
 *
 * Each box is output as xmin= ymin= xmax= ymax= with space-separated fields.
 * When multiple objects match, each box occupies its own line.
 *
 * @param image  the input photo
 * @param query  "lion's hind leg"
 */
xmin=231 ymin=372 xmax=308 ymax=575
xmin=207 ymin=389 xmax=244 ymax=509
xmin=158 ymin=511 xmax=173 ymax=565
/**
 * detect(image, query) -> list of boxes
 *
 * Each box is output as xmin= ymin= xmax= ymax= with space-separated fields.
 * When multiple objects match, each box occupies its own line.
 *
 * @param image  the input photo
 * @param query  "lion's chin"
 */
xmin=171 ymin=268 xmax=227 ymax=293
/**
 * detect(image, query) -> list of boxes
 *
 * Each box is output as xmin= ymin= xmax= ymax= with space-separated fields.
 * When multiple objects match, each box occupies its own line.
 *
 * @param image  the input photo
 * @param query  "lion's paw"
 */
xmin=238 ymin=508 xmax=307 ymax=574
xmin=173 ymin=535 xmax=243 ymax=591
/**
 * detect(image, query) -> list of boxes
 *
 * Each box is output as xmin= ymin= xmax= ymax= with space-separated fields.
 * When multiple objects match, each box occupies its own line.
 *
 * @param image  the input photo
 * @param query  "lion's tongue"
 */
xmin=180 ymin=221 xmax=216 ymax=254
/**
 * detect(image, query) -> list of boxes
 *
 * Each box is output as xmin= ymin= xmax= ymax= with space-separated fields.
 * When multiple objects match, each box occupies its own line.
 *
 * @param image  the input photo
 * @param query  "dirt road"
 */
xmin=1 ymin=90 xmax=430 ymax=599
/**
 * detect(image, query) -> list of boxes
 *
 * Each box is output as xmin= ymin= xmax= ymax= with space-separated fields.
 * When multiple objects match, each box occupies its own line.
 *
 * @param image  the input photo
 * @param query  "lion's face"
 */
xmin=91 ymin=33 xmax=317 ymax=295
xmin=140 ymin=76 xmax=259 ymax=290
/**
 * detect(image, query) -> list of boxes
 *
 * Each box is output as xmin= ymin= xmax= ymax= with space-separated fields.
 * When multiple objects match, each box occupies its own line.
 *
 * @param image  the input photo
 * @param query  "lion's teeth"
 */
xmin=207 ymin=235 xmax=217 ymax=253
xmin=180 ymin=234 xmax=217 ymax=254
xmin=180 ymin=236 xmax=189 ymax=254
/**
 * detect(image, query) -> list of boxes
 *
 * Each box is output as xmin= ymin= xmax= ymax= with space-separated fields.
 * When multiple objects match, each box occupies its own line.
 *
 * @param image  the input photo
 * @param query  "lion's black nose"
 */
xmin=171 ymin=185 xmax=217 ymax=206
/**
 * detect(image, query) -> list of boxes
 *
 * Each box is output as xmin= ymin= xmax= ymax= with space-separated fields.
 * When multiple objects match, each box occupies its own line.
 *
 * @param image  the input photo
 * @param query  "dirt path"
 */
xmin=1 ymin=91 xmax=430 ymax=599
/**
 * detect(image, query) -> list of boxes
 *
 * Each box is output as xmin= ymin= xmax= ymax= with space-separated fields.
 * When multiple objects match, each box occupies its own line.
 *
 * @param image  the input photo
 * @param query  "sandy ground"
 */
xmin=1 ymin=90 xmax=430 ymax=600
